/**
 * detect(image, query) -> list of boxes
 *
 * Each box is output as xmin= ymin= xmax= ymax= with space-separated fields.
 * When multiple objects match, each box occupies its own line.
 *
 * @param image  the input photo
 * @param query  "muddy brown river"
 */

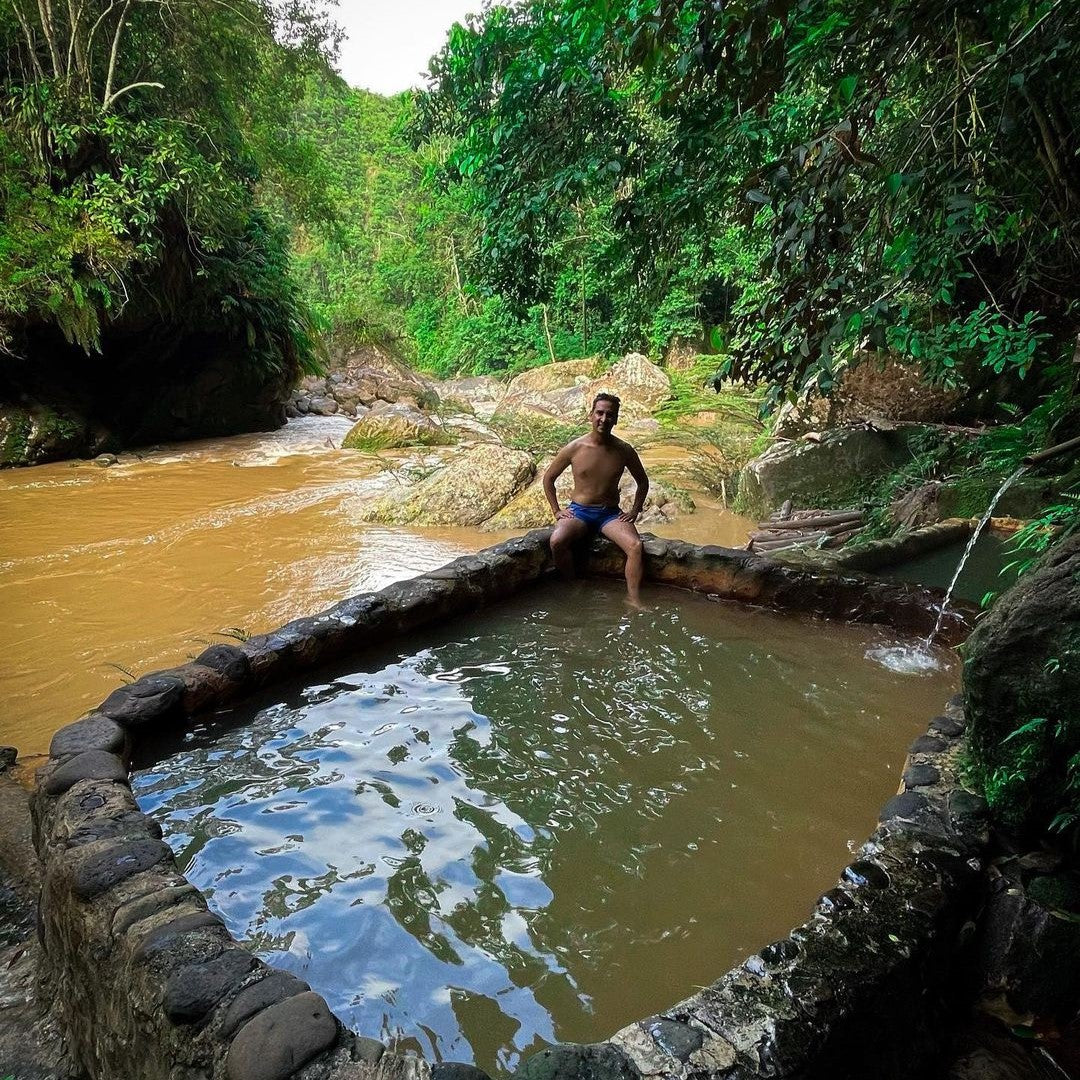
xmin=0 ymin=417 xmax=752 ymax=758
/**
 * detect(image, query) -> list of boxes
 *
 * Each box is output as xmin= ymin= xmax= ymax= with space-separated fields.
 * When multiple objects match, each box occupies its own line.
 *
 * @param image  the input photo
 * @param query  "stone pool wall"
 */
xmin=31 ymin=531 xmax=984 ymax=1080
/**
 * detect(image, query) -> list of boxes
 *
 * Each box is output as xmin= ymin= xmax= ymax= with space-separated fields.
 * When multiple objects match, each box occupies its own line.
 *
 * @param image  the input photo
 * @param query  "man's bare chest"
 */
xmin=571 ymin=445 xmax=625 ymax=482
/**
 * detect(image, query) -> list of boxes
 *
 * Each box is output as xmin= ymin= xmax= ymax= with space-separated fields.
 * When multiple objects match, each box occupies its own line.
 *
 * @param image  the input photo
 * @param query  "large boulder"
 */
xmin=0 ymin=403 xmax=93 ymax=467
xmin=736 ymin=425 xmax=920 ymax=517
xmin=436 ymin=375 xmax=506 ymax=419
xmin=964 ymin=534 xmax=1080 ymax=833
xmin=775 ymin=354 xmax=963 ymax=437
xmin=336 ymin=344 xmax=439 ymax=410
xmin=361 ymin=444 xmax=535 ymax=526
xmin=493 ymin=358 xmax=600 ymax=425
xmin=482 ymin=459 xmax=574 ymax=531
xmin=341 ymin=401 xmax=448 ymax=450
xmin=505 ymin=358 xmax=599 ymax=396
xmin=569 ymin=352 xmax=672 ymax=422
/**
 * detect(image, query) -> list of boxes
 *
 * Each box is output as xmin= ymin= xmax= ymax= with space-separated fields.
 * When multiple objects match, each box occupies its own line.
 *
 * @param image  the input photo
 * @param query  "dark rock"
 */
xmin=226 ymin=991 xmax=338 ymax=1080
xmin=163 ymin=947 xmax=258 ymax=1024
xmin=95 ymin=453 xmax=118 ymax=467
xmin=65 ymin=808 xmax=161 ymax=849
xmin=194 ymin=644 xmax=252 ymax=683
xmin=100 ymin=674 xmax=185 ymax=728
xmin=948 ymin=790 xmax=989 ymax=830
xmin=881 ymin=791 xmax=932 ymax=824
xmin=643 ymin=1018 xmax=703 ymax=1062
xmin=513 ymin=1043 xmax=640 ymax=1080
xmin=49 ymin=714 xmax=128 ymax=761
xmin=352 ymin=1036 xmax=386 ymax=1064
xmin=432 ymin=1064 xmax=493 ymax=1080
xmin=759 ymin=938 xmax=802 ymax=966
xmin=133 ymin=911 xmax=227 ymax=963
xmin=963 ymin=534 xmax=1080 ymax=832
xmin=977 ymin=876 xmax=1080 ymax=1021
xmin=218 ymin=971 xmax=311 ymax=1040
xmin=903 ymin=763 xmax=941 ymax=788
xmin=909 ymin=734 xmax=947 ymax=755
xmin=816 ymin=887 xmax=856 ymax=915
xmin=40 ymin=750 xmax=128 ymax=796
xmin=66 ymin=837 xmax=173 ymax=900
xmin=0 ymin=746 xmax=16 ymax=772
xmin=929 ymin=714 xmax=964 ymax=737
xmin=1017 ymin=850 xmax=1063 ymax=875
xmin=948 ymin=692 xmax=965 ymax=709
xmin=1027 ymin=872 xmax=1080 ymax=913
xmin=112 ymin=883 xmax=201 ymax=936
xmin=842 ymin=860 xmax=891 ymax=889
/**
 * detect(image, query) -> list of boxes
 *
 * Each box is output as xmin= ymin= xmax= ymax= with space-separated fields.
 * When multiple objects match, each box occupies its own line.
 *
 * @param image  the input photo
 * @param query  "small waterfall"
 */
xmin=925 ymin=464 xmax=1026 ymax=646
xmin=866 ymin=465 xmax=1026 ymax=674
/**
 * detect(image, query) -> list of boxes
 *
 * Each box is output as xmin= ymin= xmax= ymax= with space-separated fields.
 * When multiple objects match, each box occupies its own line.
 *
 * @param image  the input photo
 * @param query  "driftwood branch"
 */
xmin=757 ymin=511 xmax=863 ymax=530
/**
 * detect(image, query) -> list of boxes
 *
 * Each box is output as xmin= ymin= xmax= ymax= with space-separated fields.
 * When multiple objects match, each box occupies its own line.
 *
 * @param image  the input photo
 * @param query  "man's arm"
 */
xmin=543 ymin=445 xmax=575 ymax=519
xmin=621 ymin=446 xmax=649 ymax=522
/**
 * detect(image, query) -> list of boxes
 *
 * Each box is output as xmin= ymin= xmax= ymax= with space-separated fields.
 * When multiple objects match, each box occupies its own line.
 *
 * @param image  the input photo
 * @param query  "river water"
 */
xmin=0 ymin=418 xmax=753 ymax=758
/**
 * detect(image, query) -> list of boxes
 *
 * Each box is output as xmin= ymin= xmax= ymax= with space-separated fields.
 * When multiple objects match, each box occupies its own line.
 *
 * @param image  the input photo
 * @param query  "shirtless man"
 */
xmin=542 ymin=392 xmax=649 ymax=606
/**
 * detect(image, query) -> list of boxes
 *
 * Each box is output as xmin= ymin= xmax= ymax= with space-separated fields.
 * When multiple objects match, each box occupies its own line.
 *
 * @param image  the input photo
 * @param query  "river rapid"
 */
xmin=0 ymin=417 xmax=754 ymax=759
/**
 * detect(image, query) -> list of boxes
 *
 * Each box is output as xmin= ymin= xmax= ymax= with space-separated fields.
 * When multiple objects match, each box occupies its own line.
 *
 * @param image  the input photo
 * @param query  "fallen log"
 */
xmin=756 ymin=511 xmax=863 ymax=531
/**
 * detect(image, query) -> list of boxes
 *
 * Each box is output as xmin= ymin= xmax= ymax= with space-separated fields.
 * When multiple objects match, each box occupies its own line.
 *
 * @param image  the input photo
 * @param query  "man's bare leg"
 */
xmin=600 ymin=519 xmax=645 ymax=607
xmin=550 ymin=516 xmax=589 ymax=580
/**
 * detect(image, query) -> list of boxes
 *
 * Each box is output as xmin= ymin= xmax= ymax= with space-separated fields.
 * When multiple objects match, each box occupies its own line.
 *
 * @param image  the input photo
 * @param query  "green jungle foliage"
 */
xmin=1 ymin=0 xmax=339 ymax=371
xmin=415 ymin=0 xmax=1080 ymax=408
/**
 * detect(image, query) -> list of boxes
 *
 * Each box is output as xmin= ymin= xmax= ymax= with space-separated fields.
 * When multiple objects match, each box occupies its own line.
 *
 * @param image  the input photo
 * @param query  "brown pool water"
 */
xmin=132 ymin=580 xmax=957 ymax=1076
xmin=0 ymin=418 xmax=752 ymax=758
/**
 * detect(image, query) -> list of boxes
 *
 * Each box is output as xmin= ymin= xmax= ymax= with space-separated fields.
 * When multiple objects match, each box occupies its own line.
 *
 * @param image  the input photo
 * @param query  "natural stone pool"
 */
xmin=132 ymin=579 xmax=958 ymax=1076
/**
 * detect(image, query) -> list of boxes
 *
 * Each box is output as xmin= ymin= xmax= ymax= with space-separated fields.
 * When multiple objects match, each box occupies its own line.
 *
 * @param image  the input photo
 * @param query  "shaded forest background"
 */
xmin=4 ymin=0 xmax=1079 ymax=399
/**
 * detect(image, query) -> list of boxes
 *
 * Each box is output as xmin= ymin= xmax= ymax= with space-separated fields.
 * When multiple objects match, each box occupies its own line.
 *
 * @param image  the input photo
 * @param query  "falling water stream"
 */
xmin=865 ymin=465 xmax=1026 ymax=675
xmin=925 ymin=465 xmax=1027 ymax=644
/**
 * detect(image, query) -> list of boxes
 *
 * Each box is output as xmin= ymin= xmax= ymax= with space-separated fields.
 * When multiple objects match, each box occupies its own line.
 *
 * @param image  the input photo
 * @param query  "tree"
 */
xmin=1 ymin=0 xmax=339 ymax=370
xmin=416 ymin=0 xmax=1080 ymax=407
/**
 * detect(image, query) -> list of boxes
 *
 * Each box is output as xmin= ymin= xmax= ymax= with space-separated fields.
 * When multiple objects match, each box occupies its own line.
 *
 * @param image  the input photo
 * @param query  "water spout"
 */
xmin=924 ymin=465 xmax=1027 ymax=647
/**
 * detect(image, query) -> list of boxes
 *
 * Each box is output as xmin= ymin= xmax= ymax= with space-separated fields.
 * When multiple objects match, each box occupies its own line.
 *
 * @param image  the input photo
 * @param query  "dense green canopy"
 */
xmin=1 ymin=0 xmax=338 ymax=369
xmin=415 ymin=0 xmax=1079 ymax=406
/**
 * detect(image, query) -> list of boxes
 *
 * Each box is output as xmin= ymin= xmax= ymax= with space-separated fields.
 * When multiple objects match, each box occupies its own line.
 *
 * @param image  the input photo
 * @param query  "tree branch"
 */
xmin=102 ymin=79 xmax=164 ymax=111
xmin=101 ymin=0 xmax=132 ymax=110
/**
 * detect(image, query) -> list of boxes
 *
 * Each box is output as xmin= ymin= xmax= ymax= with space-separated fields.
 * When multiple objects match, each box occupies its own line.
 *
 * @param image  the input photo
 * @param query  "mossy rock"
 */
xmin=735 ymin=426 xmax=923 ymax=518
xmin=964 ymin=534 xmax=1080 ymax=833
xmin=0 ymin=403 xmax=89 ymax=467
xmin=342 ymin=402 xmax=450 ymax=451
xmin=361 ymin=444 xmax=535 ymax=526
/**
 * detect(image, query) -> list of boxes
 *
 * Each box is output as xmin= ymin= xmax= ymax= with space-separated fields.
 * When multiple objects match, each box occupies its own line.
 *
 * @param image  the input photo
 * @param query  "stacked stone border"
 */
xmin=31 ymin=530 xmax=985 ymax=1080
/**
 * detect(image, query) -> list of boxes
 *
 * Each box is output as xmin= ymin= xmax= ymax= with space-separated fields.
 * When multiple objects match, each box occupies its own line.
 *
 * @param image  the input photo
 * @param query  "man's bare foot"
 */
xmin=624 ymin=595 xmax=648 ymax=611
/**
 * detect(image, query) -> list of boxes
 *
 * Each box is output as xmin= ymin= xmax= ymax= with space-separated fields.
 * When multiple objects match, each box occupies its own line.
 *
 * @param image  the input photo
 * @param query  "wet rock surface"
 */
xmin=964 ymin=533 xmax=1080 ymax=833
xmin=225 ymin=991 xmax=338 ymax=1080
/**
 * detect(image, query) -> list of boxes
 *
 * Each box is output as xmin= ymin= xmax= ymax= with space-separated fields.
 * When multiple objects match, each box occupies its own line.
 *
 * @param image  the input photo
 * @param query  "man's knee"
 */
xmin=551 ymin=527 xmax=576 ymax=552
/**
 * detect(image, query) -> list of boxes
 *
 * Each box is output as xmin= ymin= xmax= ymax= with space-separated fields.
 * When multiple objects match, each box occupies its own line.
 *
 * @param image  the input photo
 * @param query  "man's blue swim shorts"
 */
xmin=569 ymin=502 xmax=621 ymax=531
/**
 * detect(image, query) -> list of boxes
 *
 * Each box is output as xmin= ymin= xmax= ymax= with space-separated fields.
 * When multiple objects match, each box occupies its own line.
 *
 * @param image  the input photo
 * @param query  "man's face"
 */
xmin=590 ymin=401 xmax=618 ymax=434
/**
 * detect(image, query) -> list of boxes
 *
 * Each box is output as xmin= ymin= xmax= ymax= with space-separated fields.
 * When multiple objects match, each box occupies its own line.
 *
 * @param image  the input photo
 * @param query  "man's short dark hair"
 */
xmin=592 ymin=392 xmax=621 ymax=413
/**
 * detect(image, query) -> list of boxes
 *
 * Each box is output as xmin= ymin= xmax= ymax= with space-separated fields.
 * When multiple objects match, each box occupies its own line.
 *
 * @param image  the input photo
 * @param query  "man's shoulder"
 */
xmin=611 ymin=434 xmax=638 ymax=456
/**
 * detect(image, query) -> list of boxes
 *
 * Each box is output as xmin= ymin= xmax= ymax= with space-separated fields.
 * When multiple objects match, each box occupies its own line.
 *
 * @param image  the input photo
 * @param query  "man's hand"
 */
xmin=555 ymin=507 xmax=574 ymax=520
xmin=618 ymin=509 xmax=640 ymax=523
